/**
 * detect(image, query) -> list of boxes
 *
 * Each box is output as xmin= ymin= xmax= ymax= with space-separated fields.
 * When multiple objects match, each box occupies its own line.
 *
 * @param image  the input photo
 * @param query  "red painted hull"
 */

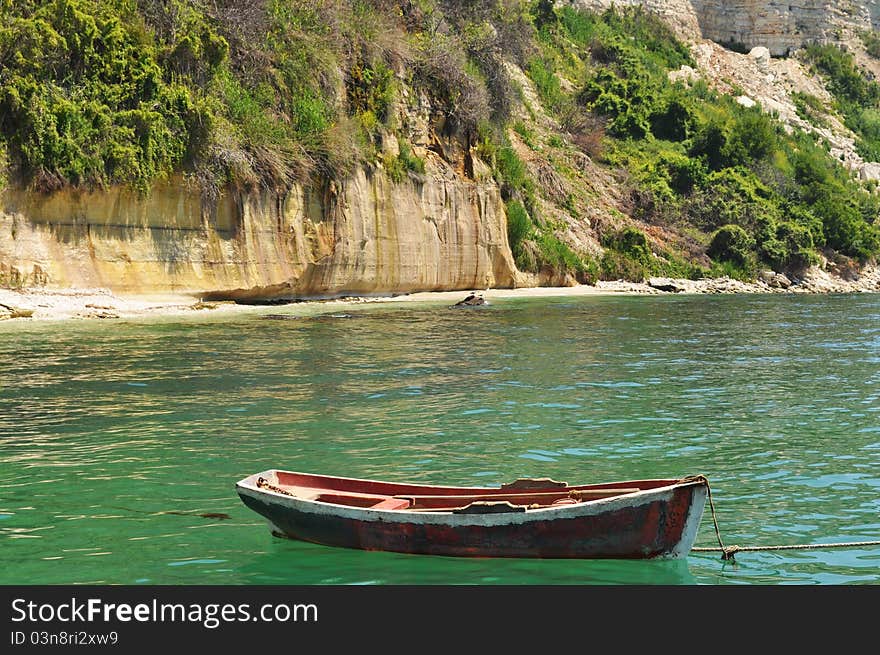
xmin=236 ymin=470 xmax=708 ymax=559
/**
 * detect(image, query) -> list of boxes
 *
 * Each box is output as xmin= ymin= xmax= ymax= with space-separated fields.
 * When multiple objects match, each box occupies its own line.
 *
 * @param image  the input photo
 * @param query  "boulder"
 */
xmin=859 ymin=162 xmax=880 ymax=181
xmin=647 ymin=277 xmax=687 ymax=293
xmin=705 ymin=276 xmax=755 ymax=294
xmin=759 ymin=270 xmax=792 ymax=289
xmin=452 ymin=293 xmax=487 ymax=307
xmin=748 ymin=46 xmax=771 ymax=72
xmin=668 ymin=65 xmax=699 ymax=85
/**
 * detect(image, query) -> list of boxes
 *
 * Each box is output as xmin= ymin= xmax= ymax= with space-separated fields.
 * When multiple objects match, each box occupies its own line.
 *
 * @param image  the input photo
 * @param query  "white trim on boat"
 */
xmin=236 ymin=479 xmax=696 ymax=529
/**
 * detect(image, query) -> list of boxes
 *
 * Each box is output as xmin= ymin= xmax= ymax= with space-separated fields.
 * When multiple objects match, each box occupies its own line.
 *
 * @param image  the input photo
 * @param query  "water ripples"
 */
xmin=1 ymin=293 xmax=879 ymax=584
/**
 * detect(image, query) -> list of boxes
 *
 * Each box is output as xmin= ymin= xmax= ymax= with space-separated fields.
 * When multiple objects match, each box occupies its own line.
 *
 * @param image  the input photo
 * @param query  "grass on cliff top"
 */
xmin=0 ymin=0 xmax=524 ymax=194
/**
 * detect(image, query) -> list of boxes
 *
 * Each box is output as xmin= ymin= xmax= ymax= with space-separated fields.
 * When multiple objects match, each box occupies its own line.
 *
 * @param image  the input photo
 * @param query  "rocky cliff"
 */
xmin=0 ymin=161 xmax=517 ymax=299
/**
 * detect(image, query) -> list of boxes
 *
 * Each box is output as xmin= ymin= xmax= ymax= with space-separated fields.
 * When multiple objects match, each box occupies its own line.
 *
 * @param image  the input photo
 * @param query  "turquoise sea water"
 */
xmin=1 ymin=292 xmax=878 ymax=584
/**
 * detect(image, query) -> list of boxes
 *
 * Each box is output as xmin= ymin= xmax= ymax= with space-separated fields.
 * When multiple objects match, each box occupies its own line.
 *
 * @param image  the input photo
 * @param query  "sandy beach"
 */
xmin=1 ymin=263 xmax=878 ymax=323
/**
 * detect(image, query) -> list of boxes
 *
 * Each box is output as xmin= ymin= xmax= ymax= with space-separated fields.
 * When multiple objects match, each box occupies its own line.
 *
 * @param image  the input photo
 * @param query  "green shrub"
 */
xmin=536 ymin=231 xmax=587 ymax=276
xmin=861 ymin=30 xmax=880 ymax=59
xmin=762 ymin=236 xmax=815 ymax=271
xmin=506 ymin=199 xmax=536 ymax=270
xmin=581 ymin=67 xmax=655 ymax=140
xmin=495 ymin=145 xmax=537 ymax=208
xmin=602 ymin=227 xmax=651 ymax=262
xmin=383 ymin=142 xmax=426 ymax=183
xmin=848 ymin=107 xmax=880 ymax=160
xmin=599 ymin=250 xmax=647 ymax=281
xmin=791 ymin=91 xmax=828 ymax=128
xmin=789 ymin=134 xmax=880 ymax=260
xmin=634 ymin=149 xmax=707 ymax=200
xmin=725 ymin=107 xmax=780 ymax=164
xmin=688 ymin=103 xmax=780 ymax=171
xmin=506 ymin=195 xmax=588 ymax=278
xmin=804 ymin=44 xmax=880 ymax=107
xmin=0 ymin=0 xmax=208 ymax=191
xmin=710 ymin=258 xmax=756 ymax=281
xmin=527 ymin=58 xmax=567 ymax=115
xmin=649 ymin=94 xmax=696 ymax=142
xmin=708 ymin=224 xmax=756 ymax=265
xmin=399 ymin=143 xmax=425 ymax=175
xmin=0 ymin=0 xmax=411 ymax=190
xmin=513 ymin=121 xmax=538 ymax=149
xmin=768 ymin=222 xmax=816 ymax=271
xmin=687 ymin=112 xmax=729 ymax=171
xmin=683 ymin=168 xmax=781 ymax=232
xmin=566 ymin=6 xmax=693 ymax=71
xmin=0 ymin=142 xmax=8 ymax=191
xmin=347 ymin=59 xmax=395 ymax=123
xmin=564 ymin=5 xmax=694 ymax=143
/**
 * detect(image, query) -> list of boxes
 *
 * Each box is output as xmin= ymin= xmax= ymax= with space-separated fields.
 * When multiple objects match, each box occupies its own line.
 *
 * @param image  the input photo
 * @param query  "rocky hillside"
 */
xmin=2 ymin=0 xmax=880 ymax=298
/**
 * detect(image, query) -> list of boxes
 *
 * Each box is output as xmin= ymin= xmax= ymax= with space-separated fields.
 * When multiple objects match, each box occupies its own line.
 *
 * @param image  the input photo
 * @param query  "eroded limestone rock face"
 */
xmin=567 ymin=1 xmax=877 ymax=56
xmin=0 ymin=161 xmax=517 ymax=299
xmin=689 ymin=1 xmax=833 ymax=56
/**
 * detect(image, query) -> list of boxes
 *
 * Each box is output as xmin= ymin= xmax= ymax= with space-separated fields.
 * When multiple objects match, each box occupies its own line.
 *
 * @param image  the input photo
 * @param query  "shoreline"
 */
xmin=1 ymin=265 xmax=878 ymax=323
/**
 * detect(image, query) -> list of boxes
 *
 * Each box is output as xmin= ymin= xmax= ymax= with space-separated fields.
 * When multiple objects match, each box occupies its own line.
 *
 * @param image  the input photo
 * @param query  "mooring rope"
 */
xmin=691 ymin=541 xmax=880 ymax=558
xmin=683 ymin=474 xmax=880 ymax=561
xmin=256 ymin=477 xmax=296 ymax=496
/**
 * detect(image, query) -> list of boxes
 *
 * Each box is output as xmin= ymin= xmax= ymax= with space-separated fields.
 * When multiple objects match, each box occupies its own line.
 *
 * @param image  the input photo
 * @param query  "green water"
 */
xmin=1 ymin=293 xmax=878 ymax=585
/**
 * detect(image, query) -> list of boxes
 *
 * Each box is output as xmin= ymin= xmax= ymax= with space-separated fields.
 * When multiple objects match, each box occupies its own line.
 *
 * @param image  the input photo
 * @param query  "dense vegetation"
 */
xmin=803 ymin=43 xmax=880 ymax=162
xmin=0 ymin=0 xmax=430 ymax=194
xmin=528 ymin=6 xmax=880 ymax=277
xmin=0 ymin=0 xmax=878 ymax=281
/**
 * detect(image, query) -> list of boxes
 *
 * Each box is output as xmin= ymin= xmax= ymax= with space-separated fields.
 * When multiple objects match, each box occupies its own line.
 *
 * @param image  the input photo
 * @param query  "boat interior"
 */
xmin=248 ymin=471 xmax=681 ymax=513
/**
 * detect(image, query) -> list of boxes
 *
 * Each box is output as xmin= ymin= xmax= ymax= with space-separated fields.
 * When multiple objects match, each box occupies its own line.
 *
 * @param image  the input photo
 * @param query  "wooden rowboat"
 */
xmin=236 ymin=470 xmax=709 ymax=559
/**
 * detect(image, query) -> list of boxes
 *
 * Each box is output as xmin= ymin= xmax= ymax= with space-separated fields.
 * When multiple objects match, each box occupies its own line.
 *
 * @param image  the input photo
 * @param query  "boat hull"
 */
xmin=237 ymin=475 xmax=707 ymax=559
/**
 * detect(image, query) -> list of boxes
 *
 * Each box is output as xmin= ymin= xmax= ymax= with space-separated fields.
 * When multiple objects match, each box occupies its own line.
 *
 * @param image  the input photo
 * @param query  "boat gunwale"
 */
xmin=235 ymin=470 xmax=707 ymax=525
xmin=237 ymin=468 xmax=692 ymax=493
